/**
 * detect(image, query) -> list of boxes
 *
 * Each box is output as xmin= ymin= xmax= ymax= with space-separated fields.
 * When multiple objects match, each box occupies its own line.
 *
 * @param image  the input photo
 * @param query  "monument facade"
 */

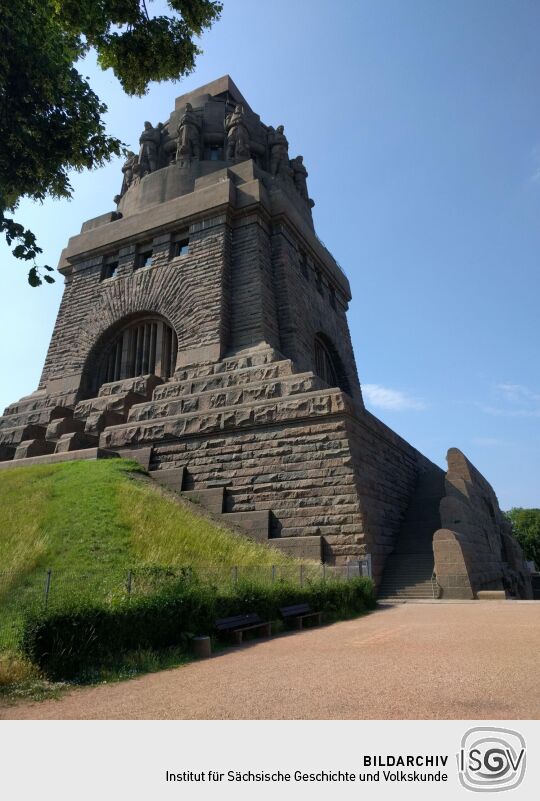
xmin=0 ymin=76 xmax=531 ymax=599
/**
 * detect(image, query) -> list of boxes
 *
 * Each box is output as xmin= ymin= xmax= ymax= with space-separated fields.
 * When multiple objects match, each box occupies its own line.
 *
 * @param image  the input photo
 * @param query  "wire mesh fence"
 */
xmin=0 ymin=556 xmax=372 ymax=652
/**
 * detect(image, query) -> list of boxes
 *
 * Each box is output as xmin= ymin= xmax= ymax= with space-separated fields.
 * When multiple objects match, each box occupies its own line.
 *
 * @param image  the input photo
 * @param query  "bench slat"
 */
xmin=215 ymin=613 xmax=272 ymax=644
xmin=216 ymin=613 xmax=261 ymax=631
xmin=280 ymin=603 xmax=311 ymax=617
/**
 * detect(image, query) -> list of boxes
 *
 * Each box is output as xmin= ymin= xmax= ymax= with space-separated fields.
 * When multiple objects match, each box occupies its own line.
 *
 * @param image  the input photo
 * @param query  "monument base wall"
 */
xmin=0 ymin=348 xmax=531 ymax=595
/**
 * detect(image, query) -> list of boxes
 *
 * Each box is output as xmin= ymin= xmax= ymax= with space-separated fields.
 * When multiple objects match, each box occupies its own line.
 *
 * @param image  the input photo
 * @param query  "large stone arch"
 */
xmin=80 ymin=312 xmax=178 ymax=397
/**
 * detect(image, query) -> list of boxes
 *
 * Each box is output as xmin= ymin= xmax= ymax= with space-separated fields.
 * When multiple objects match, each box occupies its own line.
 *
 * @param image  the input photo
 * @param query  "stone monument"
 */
xmin=0 ymin=76 xmax=531 ymax=600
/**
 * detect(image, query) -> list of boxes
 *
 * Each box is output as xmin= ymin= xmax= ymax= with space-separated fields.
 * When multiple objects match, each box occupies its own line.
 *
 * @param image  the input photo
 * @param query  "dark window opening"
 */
xmin=315 ymin=337 xmax=338 ymax=387
xmin=135 ymin=249 xmax=153 ymax=271
xmin=173 ymin=239 xmax=189 ymax=258
xmin=100 ymin=260 xmax=118 ymax=281
xmin=315 ymin=268 xmax=323 ymax=294
xmin=209 ymin=146 xmax=222 ymax=161
xmin=96 ymin=318 xmax=178 ymax=389
xmin=313 ymin=334 xmax=351 ymax=395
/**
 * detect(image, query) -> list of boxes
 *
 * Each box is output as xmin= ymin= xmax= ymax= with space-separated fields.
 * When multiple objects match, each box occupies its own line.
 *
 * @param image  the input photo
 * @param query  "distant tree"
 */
xmin=505 ymin=507 xmax=540 ymax=567
xmin=0 ymin=0 xmax=222 ymax=285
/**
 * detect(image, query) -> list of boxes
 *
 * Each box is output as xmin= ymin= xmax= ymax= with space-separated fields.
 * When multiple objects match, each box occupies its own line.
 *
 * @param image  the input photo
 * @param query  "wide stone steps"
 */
xmin=149 ymin=465 xmax=323 ymax=561
xmin=377 ymin=467 xmax=444 ymax=600
xmin=0 ymin=376 xmax=164 ymax=462
xmin=127 ymin=372 xmax=324 ymax=422
xmin=0 ymin=405 xmax=72 ymax=432
xmin=381 ymin=581 xmax=434 ymax=591
xmin=0 ymin=424 xmax=48 ymax=447
xmin=172 ymin=347 xmax=285 ymax=382
xmin=378 ymin=553 xmax=435 ymax=599
xmin=0 ymin=351 xmax=341 ymax=465
xmin=154 ymin=359 xmax=296 ymax=400
xmin=2 ymin=390 xmax=75 ymax=417
xmin=100 ymin=385 xmax=347 ymax=450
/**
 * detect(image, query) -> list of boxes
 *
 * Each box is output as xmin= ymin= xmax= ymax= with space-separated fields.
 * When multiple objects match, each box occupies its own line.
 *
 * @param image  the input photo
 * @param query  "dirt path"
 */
xmin=3 ymin=602 xmax=539 ymax=720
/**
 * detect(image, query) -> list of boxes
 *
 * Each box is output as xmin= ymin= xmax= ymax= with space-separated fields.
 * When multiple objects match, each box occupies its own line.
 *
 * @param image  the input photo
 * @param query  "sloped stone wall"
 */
xmin=433 ymin=448 xmax=532 ymax=598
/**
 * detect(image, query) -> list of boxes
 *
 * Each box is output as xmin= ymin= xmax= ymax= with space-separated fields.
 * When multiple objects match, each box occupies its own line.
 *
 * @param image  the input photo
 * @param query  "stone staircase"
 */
xmin=377 ymin=467 xmax=445 ymax=601
xmin=150 ymin=466 xmax=272 ymax=539
xmin=0 ymin=374 xmax=163 ymax=463
xmin=0 ymin=347 xmax=335 ymax=561
xmin=377 ymin=553 xmax=436 ymax=600
xmin=0 ymin=347 xmax=346 ymax=463
xmin=98 ymin=347 xmax=344 ymax=451
xmin=146 ymin=463 xmax=322 ymax=559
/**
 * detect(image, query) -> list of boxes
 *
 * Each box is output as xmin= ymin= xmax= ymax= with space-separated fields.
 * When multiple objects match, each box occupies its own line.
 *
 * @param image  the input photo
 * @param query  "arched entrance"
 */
xmin=85 ymin=315 xmax=178 ymax=395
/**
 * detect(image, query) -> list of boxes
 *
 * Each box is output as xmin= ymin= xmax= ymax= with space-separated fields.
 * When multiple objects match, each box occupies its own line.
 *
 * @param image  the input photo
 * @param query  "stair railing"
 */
xmin=431 ymin=571 xmax=442 ymax=599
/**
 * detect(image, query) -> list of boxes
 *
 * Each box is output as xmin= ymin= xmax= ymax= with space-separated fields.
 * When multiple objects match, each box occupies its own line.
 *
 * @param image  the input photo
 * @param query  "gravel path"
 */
xmin=3 ymin=602 xmax=539 ymax=720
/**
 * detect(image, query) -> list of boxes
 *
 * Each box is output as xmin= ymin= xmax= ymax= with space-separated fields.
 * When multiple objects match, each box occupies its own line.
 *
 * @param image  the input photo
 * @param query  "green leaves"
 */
xmin=0 ymin=0 xmax=222 ymax=285
xmin=53 ymin=0 xmax=223 ymax=96
xmin=96 ymin=17 xmax=201 ymax=96
xmin=505 ymin=508 xmax=540 ymax=566
xmin=0 ymin=212 xmax=55 ymax=285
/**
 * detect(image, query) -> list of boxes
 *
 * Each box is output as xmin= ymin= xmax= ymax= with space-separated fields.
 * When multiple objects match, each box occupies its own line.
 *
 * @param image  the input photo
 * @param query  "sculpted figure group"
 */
xmin=116 ymin=102 xmax=313 ymax=208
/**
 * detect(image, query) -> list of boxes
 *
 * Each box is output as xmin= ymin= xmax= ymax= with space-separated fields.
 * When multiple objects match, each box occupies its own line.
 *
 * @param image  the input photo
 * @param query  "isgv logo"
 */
xmin=457 ymin=727 xmax=526 ymax=792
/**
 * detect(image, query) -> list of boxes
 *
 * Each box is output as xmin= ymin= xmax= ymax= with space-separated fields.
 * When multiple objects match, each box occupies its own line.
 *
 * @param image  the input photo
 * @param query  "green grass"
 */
xmin=0 ymin=458 xmax=374 ymax=698
xmin=0 ymin=458 xmax=294 ymax=654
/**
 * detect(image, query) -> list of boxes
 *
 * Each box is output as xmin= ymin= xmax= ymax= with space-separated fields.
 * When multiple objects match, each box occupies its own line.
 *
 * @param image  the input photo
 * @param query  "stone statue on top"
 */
xmin=138 ymin=121 xmax=162 ymax=175
xmin=176 ymin=103 xmax=202 ymax=161
xmin=291 ymin=155 xmax=315 ymax=207
xmin=225 ymin=104 xmax=251 ymax=160
xmin=269 ymin=125 xmax=291 ymax=178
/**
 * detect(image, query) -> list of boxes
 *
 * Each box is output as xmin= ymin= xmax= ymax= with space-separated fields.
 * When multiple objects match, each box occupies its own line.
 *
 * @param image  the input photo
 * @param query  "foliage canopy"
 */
xmin=0 ymin=0 xmax=222 ymax=285
xmin=505 ymin=507 xmax=540 ymax=567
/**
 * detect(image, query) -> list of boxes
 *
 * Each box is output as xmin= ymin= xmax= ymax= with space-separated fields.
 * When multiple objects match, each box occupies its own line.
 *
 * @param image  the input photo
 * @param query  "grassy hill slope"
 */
xmin=0 ymin=458 xmax=292 ymax=649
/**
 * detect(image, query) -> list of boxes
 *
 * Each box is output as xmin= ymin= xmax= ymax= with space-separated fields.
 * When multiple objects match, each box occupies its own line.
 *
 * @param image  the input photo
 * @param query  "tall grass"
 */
xmin=119 ymin=478 xmax=292 ymax=568
xmin=0 ymin=459 xmax=295 ymax=651
xmin=0 ymin=466 xmax=51 ymax=595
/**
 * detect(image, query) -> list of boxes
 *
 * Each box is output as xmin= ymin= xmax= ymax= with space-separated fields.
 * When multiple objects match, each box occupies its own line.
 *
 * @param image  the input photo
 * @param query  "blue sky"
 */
xmin=1 ymin=0 xmax=539 ymax=508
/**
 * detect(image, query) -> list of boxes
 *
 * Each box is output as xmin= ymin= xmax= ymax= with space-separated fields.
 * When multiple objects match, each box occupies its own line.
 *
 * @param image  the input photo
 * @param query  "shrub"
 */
xmin=22 ymin=577 xmax=375 ymax=681
xmin=0 ymin=651 xmax=38 ymax=688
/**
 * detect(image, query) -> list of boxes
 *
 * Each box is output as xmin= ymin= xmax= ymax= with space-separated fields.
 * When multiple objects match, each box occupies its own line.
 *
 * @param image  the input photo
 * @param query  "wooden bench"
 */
xmin=215 ymin=613 xmax=272 ymax=644
xmin=280 ymin=603 xmax=322 ymax=629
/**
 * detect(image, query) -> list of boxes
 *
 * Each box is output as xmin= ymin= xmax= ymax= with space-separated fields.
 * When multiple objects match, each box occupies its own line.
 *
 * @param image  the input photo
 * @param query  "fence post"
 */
xmin=126 ymin=570 xmax=132 ymax=599
xmin=43 ymin=569 xmax=52 ymax=609
xmin=323 ymin=563 xmax=326 ymax=582
xmin=300 ymin=564 xmax=304 ymax=588
xmin=232 ymin=565 xmax=238 ymax=585
xmin=271 ymin=565 xmax=276 ymax=584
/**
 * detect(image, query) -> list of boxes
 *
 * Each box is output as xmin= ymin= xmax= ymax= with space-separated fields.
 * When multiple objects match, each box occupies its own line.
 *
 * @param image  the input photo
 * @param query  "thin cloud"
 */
xmin=362 ymin=383 xmax=427 ymax=411
xmin=481 ymin=405 xmax=540 ymax=418
xmin=530 ymin=146 xmax=540 ymax=182
xmin=495 ymin=383 xmax=540 ymax=403
xmin=471 ymin=436 xmax=505 ymax=447
xmin=480 ymin=383 xmax=540 ymax=417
